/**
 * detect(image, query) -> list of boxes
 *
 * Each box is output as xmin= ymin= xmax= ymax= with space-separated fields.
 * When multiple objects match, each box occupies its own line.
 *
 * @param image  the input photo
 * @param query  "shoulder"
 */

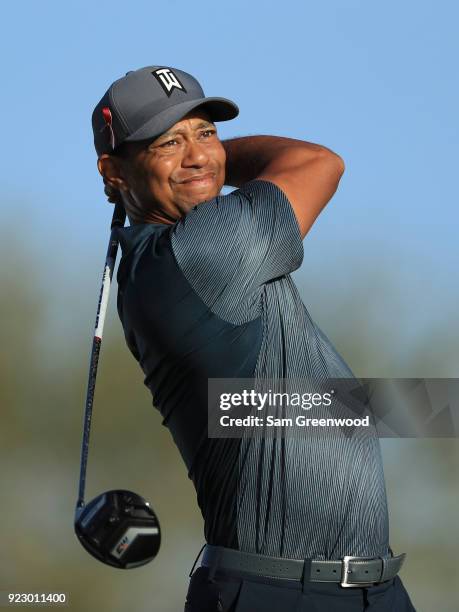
xmin=170 ymin=178 xmax=298 ymax=239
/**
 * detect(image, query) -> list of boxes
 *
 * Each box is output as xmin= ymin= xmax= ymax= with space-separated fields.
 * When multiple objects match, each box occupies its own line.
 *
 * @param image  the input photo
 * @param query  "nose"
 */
xmin=181 ymin=138 xmax=209 ymax=167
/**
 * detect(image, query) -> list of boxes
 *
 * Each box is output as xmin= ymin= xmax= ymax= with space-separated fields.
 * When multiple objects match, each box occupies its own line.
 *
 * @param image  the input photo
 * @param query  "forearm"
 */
xmin=222 ymin=135 xmax=339 ymax=187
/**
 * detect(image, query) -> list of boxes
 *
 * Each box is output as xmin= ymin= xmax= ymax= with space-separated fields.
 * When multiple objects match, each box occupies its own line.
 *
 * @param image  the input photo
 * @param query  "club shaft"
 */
xmin=76 ymin=203 xmax=126 ymax=509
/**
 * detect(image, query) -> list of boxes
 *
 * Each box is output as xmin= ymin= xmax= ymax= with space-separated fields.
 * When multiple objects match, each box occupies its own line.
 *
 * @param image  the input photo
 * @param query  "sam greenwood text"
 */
xmin=220 ymin=415 xmax=371 ymax=427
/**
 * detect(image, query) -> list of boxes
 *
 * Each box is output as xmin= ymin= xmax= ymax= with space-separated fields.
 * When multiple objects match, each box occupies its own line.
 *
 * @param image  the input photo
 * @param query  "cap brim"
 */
xmin=124 ymin=97 xmax=239 ymax=145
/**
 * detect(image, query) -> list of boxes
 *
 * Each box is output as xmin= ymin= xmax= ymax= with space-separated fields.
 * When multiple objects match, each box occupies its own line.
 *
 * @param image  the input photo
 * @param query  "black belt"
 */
xmin=201 ymin=545 xmax=406 ymax=588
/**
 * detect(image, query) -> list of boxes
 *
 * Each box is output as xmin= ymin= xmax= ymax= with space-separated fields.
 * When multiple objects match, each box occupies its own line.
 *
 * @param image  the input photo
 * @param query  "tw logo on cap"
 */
xmin=152 ymin=68 xmax=187 ymax=97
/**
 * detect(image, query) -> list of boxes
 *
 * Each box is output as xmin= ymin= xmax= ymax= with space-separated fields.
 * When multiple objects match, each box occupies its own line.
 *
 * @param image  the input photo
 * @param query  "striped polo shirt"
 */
xmin=116 ymin=179 xmax=390 ymax=560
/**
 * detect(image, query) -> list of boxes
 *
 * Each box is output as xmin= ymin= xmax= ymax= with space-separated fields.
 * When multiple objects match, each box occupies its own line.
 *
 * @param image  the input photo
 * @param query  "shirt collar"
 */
xmin=116 ymin=223 xmax=166 ymax=257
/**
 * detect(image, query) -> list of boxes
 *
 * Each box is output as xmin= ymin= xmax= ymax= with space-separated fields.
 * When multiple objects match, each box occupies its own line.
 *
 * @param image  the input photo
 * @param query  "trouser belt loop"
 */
xmin=379 ymin=556 xmax=389 ymax=583
xmin=301 ymin=559 xmax=312 ymax=593
xmin=207 ymin=547 xmax=223 ymax=583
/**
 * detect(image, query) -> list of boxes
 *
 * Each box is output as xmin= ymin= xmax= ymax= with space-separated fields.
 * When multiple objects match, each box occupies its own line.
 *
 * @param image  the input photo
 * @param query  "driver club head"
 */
xmin=74 ymin=489 xmax=161 ymax=569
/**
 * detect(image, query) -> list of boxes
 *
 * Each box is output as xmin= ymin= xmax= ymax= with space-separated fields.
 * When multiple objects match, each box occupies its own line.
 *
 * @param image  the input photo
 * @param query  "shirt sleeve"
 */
xmin=170 ymin=179 xmax=304 ymax=316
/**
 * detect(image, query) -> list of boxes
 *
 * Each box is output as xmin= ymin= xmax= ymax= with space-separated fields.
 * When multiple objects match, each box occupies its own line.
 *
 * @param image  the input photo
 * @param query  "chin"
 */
xmin=189 ymin=186 xmax=221 ymax=205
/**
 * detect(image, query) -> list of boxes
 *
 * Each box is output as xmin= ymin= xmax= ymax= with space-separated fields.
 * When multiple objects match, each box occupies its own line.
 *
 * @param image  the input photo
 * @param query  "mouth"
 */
xmin=179 ymin=173 xmax=216 ymax=187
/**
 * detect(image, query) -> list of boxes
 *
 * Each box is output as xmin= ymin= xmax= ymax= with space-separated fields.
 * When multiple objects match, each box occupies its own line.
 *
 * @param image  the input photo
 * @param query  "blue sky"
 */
xmin=1 ymin=0 xmax=458 ymax=361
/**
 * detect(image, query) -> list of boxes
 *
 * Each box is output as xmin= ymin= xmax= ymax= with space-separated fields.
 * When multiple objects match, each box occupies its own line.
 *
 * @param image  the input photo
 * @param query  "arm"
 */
xmin=222 ymin=135 xmax=345 ymax=240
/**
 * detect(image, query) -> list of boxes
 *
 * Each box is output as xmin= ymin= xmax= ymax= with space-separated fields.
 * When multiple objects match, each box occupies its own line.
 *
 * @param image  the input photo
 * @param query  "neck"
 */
xmin=123 ymin=192 xmax=178 ymax=226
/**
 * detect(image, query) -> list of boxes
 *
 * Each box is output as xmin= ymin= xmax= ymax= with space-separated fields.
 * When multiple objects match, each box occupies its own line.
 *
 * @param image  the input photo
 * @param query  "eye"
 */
xmin=201 ymin=129 xmax=216 ymax=138
xmin=160 ymin=139 xmax=178 ymax=147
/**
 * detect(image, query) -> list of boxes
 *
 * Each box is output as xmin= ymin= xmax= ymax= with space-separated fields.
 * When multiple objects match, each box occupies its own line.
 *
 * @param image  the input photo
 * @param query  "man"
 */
xmin=93 ymin=66 xmax=416 ymax=611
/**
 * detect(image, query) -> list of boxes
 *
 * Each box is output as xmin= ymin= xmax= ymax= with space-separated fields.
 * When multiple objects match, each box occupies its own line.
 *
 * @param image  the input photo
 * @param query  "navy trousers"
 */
xmin=184 ymin=566 xmax=417 ymax=611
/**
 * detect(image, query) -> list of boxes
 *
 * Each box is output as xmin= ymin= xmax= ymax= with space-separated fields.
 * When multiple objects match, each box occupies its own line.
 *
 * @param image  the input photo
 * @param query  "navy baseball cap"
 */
xmin=92 ymin=65 xmax=239 ymax=156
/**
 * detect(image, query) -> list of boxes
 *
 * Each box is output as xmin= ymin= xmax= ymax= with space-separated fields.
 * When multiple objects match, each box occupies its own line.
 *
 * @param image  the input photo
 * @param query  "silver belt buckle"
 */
xmin=341 ymin=556 xmax=376 ymax=588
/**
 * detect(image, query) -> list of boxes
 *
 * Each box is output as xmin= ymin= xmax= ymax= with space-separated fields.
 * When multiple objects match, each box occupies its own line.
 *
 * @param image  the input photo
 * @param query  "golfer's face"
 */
xmin=127 ymin=109 xmax=226 ymax=218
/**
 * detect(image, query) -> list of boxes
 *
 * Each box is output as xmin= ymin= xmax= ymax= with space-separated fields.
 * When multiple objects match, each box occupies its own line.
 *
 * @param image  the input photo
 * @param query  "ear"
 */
xmin=97 ymin=154 xmax=129 ymax=193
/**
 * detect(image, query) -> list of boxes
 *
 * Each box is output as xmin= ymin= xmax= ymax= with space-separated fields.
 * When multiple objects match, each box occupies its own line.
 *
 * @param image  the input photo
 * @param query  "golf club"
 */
xmin=74 ymin=202 xmax=161 ymax=569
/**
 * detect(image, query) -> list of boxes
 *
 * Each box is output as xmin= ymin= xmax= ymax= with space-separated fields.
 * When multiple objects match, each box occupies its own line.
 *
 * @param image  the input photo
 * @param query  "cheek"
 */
xmin=147 ymin=161 xmax=177 ymax=195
